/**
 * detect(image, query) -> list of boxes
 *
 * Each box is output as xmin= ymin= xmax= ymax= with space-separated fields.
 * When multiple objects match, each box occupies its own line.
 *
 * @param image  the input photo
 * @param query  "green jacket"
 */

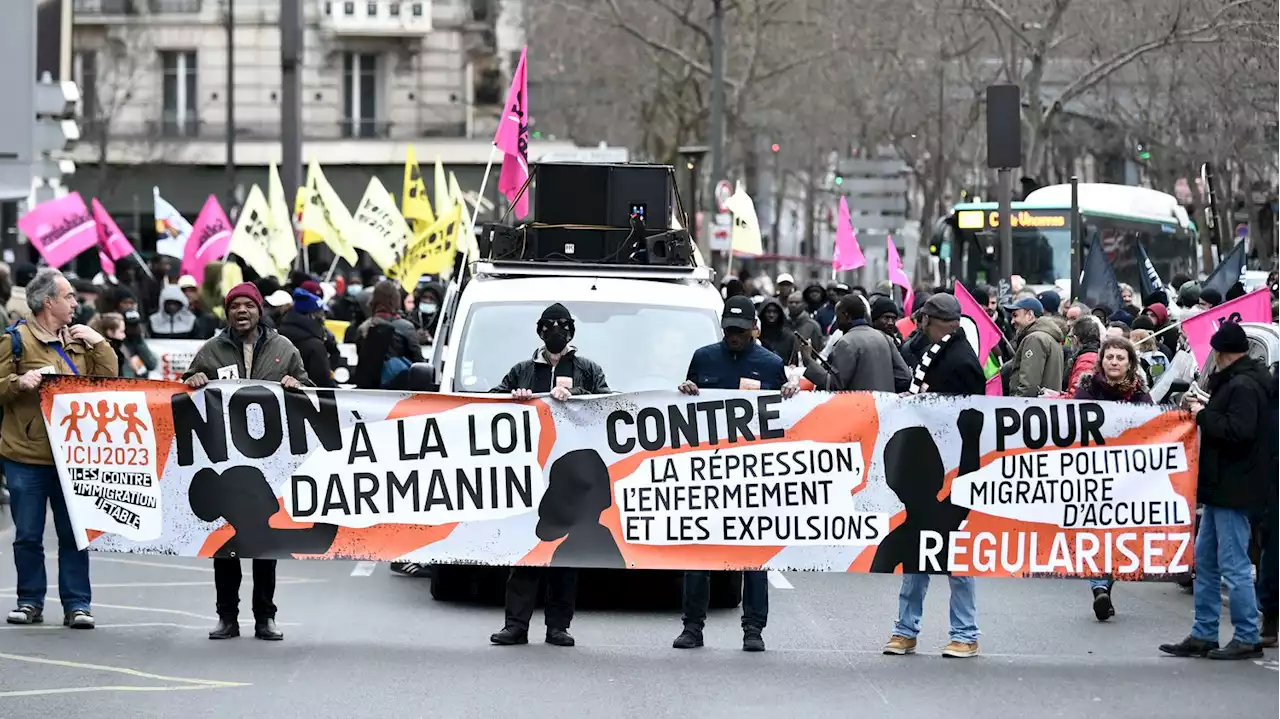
xmin=1004 ymin=316 xmax=1065 ymax=397
xmin=182 ymin=326 xmax=310 ymax=384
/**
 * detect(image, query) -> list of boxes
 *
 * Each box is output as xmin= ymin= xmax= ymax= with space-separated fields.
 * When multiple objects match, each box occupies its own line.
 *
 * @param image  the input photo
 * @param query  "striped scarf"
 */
xmin=908 ymin=330 xmax=959 ymax=395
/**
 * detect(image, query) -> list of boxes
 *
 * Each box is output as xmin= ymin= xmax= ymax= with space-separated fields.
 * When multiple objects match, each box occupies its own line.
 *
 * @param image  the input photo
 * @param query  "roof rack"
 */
xmin=473 ymin=260 xmax=715 ymax=283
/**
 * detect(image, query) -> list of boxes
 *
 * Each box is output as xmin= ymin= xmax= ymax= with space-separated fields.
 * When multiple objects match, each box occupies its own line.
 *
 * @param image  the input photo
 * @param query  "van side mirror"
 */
xmin=405 ymin=362 xmax=438 ymax=392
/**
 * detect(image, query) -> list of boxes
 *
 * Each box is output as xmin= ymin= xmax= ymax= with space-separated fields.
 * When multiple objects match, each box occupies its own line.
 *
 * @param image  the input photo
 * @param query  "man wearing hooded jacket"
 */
xmin=489 ymin=303 xmax=610 ymax=649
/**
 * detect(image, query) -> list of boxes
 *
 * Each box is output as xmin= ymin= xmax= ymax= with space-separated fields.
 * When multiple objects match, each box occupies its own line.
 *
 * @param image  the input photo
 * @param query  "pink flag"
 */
xmin=493 ymin=46 xmax=529 ymax=219
xmin=887 ymin=235 xmax=914 ymax=314
xmin=182 ymin=195 xmax=232 ymax=279
xmin=17 ymin=192 xmax=98 ymax=268
xmin=985 ymin=376 xmax=1003 ymax=396
xmin=954 ymin=281 xmax=1002 ymax=362
xmin=832 ymin=197 xmax=866 ymax=271
xmin=91 ymin=198 xmax=135 ymax=277
xmin=1181 ymin=287 xmax=1273 ymax=366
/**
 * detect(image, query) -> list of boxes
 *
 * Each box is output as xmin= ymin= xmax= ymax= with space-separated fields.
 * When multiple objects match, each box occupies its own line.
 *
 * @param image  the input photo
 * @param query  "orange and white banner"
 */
xmin=40 ymin=378 xmax=1198 ymax=578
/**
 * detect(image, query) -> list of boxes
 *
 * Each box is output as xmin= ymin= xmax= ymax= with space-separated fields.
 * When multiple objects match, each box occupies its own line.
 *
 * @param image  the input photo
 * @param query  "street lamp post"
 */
xmin=678 ymin=145 xmax=709 ymax=244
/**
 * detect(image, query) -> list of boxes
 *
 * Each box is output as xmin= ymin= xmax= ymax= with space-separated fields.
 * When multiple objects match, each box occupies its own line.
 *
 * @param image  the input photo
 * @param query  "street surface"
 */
xmin=1 ymin=511 xmax=1275 ymax=718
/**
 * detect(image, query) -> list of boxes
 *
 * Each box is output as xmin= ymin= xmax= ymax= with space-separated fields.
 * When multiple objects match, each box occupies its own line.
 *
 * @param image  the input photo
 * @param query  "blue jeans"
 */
xmin=5 ymin=460 xmax=91 ymax=613
xmin=682 ymin=571 xmax=768 ymax=631
xmin=1088 ymin=577 xmax=1114 ymax=591
xmin=894 ymin=574 xmax=978 ymax=644
xmin=1192 ymin=505 xmax=1260 ymax=644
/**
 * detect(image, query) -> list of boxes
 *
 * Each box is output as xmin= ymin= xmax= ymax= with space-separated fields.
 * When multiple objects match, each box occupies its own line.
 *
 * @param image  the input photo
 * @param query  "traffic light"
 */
xmin=770 ymin=143 xmax=780 ymax=153
xmin=833 ymin=175 xmax=844 ymax=186
xmin=31 ymin=73 xmax=79 ymax=199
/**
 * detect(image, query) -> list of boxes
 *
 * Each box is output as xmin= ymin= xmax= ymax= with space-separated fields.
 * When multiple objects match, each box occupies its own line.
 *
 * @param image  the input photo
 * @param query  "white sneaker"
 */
xmin=64 ymin=610 xmax=95 ymax=629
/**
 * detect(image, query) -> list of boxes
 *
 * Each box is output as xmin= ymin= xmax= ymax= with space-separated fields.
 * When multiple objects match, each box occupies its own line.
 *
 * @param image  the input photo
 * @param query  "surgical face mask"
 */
xmin=418 ymin=302 xmax=438 ymax=316
xmin=346 ymin=284 xmax=362 ymax=297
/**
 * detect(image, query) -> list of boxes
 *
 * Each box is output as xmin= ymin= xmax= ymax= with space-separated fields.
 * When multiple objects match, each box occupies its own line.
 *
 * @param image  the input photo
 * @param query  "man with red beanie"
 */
xmin=181 ymin=281 xmax=311 ymax=641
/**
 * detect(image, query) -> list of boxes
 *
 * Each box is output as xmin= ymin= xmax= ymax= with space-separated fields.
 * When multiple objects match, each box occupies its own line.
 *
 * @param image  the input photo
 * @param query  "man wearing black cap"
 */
xmin=674 ymin=295 xmax=797 ymax=652
xmin=999 ymin=296 xmax=1064 ymax=397
xmin=1161 ymin=322 xmax=1276 ymax=660
xmin=489 ymin=302 xmax=610 ymax=649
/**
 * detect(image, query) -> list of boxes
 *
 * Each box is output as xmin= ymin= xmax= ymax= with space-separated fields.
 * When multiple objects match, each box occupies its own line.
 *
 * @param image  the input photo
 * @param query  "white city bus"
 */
xmin=933 ymin=183 xmax=1199 ymax=296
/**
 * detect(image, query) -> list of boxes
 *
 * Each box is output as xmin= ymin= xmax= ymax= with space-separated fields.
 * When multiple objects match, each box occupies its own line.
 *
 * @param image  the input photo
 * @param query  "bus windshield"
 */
xmin=941 ymin=206 xmax=1198 ymax=291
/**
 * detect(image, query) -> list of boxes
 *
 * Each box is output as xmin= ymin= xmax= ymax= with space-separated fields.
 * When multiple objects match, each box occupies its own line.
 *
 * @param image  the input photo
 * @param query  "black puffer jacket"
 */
xmin=756 ymin=298 xmax=797 ymax=364
xmin=493 ymin=348 xmax=610 ymax=395
xmin=277 ymin=311 xmax=335 ymax=388
xmin=1196 ymin=356 xmax=1278 ymax=509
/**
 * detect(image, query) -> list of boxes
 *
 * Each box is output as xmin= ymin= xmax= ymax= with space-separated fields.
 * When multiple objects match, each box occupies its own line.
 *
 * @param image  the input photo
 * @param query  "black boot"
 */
xmin=254 ymin=618 xmax=283 ymax=641
xmin=489 ymin=626 xmax=529 ymax=645
xmin=1158 ymin=635 xmax=1217 ymax=657
xmin=1092 ymin=587 xmax=1115 ymax=621
xmin=208 ymin=617 xmax=240 ymax=640
xmin=1207 ymin=639 xmax=1264 ymax=660
xmin=545 ymin=627 xmax=575 ymax=647
xmin=1262 ymin=613 xmax=1278 ymax=648
xmin=672 ymin=628 xmax=704 ymax=649
xmin=742 ymin=627 xmax=765 ymax=652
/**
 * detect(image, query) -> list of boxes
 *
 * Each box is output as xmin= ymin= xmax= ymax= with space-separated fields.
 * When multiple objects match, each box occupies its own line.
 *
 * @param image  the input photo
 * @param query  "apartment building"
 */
xmin=65 ymin=0 xmax=576 ymax=242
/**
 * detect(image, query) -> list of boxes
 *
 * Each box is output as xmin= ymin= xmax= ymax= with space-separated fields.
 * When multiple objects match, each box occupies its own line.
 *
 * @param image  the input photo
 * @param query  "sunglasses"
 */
xmin=538 ymin=319 xmax=574 ymax=333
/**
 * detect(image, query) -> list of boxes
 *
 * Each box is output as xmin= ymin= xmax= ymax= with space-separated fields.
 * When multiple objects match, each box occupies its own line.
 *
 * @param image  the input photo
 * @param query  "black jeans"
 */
xmin=682 ymin=570 xmax=768 ymax=631
xmin=504 ymin=566 xmax=577 ymax=632
xmin=214 ymin=558 xmax=277 ymax=620
xmin=1258 ymin=508 xmax=1278 ymax=616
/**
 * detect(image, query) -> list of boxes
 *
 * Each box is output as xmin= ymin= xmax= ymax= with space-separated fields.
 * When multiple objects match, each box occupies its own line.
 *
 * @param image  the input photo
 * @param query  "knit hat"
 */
xmin=300 ymin=280 xmax=322 ymax=296
xmin=1177 ymin=281 xmax=1201 ymax=308
xmin=870 ymin=296 xmax=899 ymax=320
xmin=291 ymin=288 xmax=322 ymax=315
xmin=539 ymin=303 xmax=572 ymax=324
xmin=224 ymin=281 xmax=264 ymax=312
xmin=1199 ymin=287 xmax=1223 ymax=307
xmin=1210 ymin=322 xmax=1248 ymax=354
xmin=1107 ymin=309 xmax=1134 ymax=327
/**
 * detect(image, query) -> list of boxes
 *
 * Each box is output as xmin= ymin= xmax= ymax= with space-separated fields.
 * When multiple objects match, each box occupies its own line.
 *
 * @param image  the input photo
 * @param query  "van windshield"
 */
xmin=453 ymin=301 xmax=722 ymax=393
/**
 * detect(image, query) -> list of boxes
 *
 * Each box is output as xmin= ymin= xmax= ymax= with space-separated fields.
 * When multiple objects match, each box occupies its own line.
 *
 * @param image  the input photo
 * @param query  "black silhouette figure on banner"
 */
xmin=90 ymin=399 xmax=119 ymax=442
xmin=60 ymin=400 xmax=88 ymax=441
xmin=188 ymin=466 xmax=339 ymax=559
xmin=871 ymin=408 xmax=985 ymax=574
xmin=537 ymin=449 xmax=624 ymax=569
xmin=121 ymin=403 xmax=148 ymax=444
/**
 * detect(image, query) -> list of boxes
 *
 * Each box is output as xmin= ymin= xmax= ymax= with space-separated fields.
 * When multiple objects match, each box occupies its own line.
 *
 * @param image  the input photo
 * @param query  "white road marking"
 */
xmin=767 ymin=571 xmax=794 ymax=590
xmin=5 ymin=620 xmax=300 ymax=630
xmin=1 ymin=578 xmax=322 ymax=593
xmin=0 ymin=685 xmax=229 ymax=698
xmin=350 ymin=561 xmax=377 ymax=577
xmin=90 ymin=557 xmax=217 ymax=572
xmin=0 ymin=651 xmax=250 ymax=695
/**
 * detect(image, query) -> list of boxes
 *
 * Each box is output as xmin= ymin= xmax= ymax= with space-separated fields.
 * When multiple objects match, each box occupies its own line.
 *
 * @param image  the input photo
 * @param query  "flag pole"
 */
xmin=323 ymin=253 xmax=342 ymax=282
xmin=468 ymin=145 xmax=498 ymax=231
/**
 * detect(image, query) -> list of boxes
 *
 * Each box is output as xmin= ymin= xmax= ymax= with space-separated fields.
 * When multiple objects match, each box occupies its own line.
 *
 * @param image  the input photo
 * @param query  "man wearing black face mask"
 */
xmin=675 ymin=296 xmax=797 ymax=652
xmin=489 ymin=303 xmax=610 ymax=648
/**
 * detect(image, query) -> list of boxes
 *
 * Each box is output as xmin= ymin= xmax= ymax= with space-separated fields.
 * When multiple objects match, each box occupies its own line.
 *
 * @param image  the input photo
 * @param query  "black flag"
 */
xmin=1077 ymin=233 xmax=1124 ymax=311
xmin=1201 ymin=239 xmax=1246 ymax=297
xmin=1135 ymin=238 xmax=1164 ymax=299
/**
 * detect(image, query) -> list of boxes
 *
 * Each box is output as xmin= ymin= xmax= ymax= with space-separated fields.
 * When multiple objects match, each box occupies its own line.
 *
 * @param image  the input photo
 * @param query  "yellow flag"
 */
xmin=448 ymin=171 xmax=476 ymax=258
xmin=301 ymin=159 xmax=358 ymax=265
xmin=227 ymin=185 xmax=280 ymax=280
xmin=433 ymin=156 xmax=449 ymax=223
xmin=351 ymin=176 xmax=412 ymax=272
xmin=724 ymin=180 xmax=764 ymax=256
xmin=296 ymin=186 xmax=324 ymax=247
xmin=386 ymin=204 xmax=463 ymax=291
xmin=267 ymin=163 xmax=298 ymax=276
xmin=402 ymin=145 xmax=435 ymax=226
xmin=221 ymin=261 xmax=244 ymax=293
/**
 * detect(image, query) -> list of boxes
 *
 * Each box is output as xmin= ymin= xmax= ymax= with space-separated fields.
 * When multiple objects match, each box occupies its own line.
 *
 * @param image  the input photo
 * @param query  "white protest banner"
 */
xmin=41 ymin=379 xmax=1197 ymax=578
